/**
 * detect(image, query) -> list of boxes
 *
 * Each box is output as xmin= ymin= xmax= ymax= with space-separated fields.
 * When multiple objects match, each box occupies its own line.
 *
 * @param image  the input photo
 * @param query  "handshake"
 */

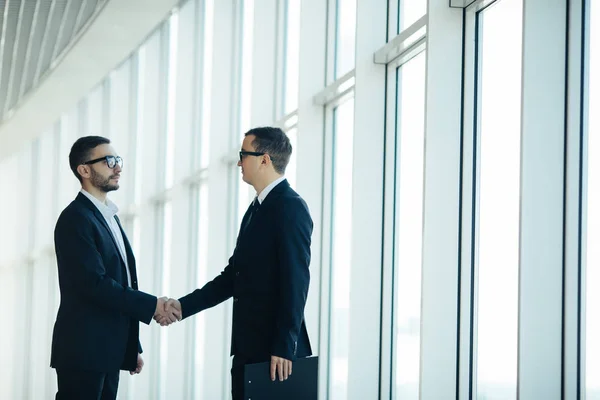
xmin=153 ymin=297 xmax=182 ymax=326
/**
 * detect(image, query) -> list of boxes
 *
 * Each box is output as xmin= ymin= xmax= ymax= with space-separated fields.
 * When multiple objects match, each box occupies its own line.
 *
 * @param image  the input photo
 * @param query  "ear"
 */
xmin=77 ymin=164 xmax=91 ymax=179
xmin=262 ymin=154 xmax=271 ymax=165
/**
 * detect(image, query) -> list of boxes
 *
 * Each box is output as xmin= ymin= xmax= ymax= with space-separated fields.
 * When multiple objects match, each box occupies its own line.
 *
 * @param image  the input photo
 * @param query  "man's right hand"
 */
xmin=154 ymin=297 xmax=182 ymax=326
xmin=154 ymin=297 xmax=181 ymax=326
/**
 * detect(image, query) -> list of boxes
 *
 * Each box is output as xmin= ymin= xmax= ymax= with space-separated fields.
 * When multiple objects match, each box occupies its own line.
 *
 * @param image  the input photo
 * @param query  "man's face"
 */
xmin=237 ymin=135 xmax=263 ymax=185
xmin=86 ymin=144 xmax=122 ymax=192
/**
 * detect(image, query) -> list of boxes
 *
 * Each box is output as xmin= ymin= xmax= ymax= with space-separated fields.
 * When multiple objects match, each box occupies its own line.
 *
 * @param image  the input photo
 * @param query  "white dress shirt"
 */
xmin=257 ymin=176 xmax=286 ymax=204
xmin=81 ymin=189 xmax=132 ymax=286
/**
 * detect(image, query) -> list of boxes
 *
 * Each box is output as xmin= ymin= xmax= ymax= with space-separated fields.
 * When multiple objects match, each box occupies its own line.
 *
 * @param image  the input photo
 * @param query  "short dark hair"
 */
xmin=245 ymin=127 xmax=292 ymax=174
xmin=69 ymin=136 xmax=111 ymax=182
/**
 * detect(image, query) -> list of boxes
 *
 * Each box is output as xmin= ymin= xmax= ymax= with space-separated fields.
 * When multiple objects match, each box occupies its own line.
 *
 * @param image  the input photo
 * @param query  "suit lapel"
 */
xmin=76 ymin=193 xmax=129 ymax=277
xmin=237 ymin=201 xmax=257 ymax=244
xmin=115 ymin=215 xmax=138 ymax=289
xmin=237 ymin=180 xmax=290 ymax=242
xmin=94 ymin=210 xmax=126 ymax=264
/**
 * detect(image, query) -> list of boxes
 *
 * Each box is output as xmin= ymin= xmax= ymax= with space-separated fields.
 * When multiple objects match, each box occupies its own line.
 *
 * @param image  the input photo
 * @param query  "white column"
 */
xmin=162 ymin=1 xmax=199 ymax=398
xmin=28 ymin=256 xmax=55 ymax=400
xmin=345 ymin=0 xmax=387 ymax=399
xmin=420 ymin=2 xmax=463 ymax=398
xmin=518 ymin=1 xmax=567 ymax=398
xmin=47 ymin=253 xmax=60 ymax=396
xmin=199 ymin=0 xmax=239 ymax=398
xmin=0 ymin=268 xmax=15 ymax=399
xmin=563 ymin=1 xmax=585 ymax=397
xmin=129 ymin=25 xmax=168 ymax=400
xmin=10 ymin=143 xmax=35 ymax=400
xmin=250 ymin=0 xmax=278 ymax=126
xmin=3 ymin=261 xmax=31 ymax=400
xmin=296 ymin=0 xmax=328 ymax=397
xmin=27 ymin=129 xmax=58 ymax=398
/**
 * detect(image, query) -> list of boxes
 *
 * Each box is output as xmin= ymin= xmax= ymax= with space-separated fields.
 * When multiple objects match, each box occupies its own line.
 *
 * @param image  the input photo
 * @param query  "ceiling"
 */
xmin=0 ymin=0 xmax=107 ymax=122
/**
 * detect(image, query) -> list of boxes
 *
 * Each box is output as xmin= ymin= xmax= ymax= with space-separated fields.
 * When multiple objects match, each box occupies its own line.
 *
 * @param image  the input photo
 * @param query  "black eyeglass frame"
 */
xmin=239 ymin=151 xmax=266 ymax=163
xmin=83 ymin=155 xmax=123 ymax=169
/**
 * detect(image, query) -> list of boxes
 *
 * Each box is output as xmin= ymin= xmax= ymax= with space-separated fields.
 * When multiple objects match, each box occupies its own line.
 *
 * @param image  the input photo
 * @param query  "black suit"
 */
xmin=51 ymin=192 xmax=157 ymax=399
xmin=179 ymin=179 xmax=313 ymax=399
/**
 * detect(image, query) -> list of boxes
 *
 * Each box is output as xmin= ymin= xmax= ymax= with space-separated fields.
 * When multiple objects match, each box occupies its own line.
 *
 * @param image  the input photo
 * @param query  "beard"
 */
xmin=90 ymin=167 xmax=119 ymax=192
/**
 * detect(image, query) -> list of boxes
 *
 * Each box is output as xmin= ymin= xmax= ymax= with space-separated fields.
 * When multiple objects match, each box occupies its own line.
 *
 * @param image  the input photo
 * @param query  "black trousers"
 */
xmin=231 ymin=355 xmax=270 ymax=400
xmin=55 ymin=368 xmax=120 ymax=400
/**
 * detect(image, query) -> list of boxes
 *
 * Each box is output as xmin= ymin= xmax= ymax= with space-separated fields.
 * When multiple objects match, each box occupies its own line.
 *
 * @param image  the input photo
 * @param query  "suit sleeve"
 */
xmin=178 ymin=255 xmax=236 ymax=319
xmin=271 ymin=198 xmax=312 ymax=360
xmin=54 ymin=210 xmax=157 ymax=324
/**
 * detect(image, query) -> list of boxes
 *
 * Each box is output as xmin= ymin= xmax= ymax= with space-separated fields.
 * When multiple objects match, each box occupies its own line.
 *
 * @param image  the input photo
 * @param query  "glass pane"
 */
xmin=587 ymin=1 xmax=600 ymax=398
xmin=474 ymin=1 xmax=523 ymax=399
xmin=168 ymin=1 xmax=197 ymax=185
xmin=286 ymin=127 xmax=298 ymax=189
xmin=131 ymin=216 xmax=141 ymax=256
xmin=393 ymin=51 xmax=426 ymax=399
xmin=165 ymin=13 xmax=179 ymax=189
xmin=335 ymin=0 xmax=357 ymax=79
xmin=194 ymin=183 xmax=209 ymax=398
xmin=199 ymin=0 xmax=214 ymax=170
xmin=134 ymin=46 xmax=146 ymax=205
xmin=159 ymin=201 xmax=172 ymax=399
xmin=240 ymin=0 xmax=254 ymax=134
xmin=107 ymin=60 xmax=133 ymax=207
xmin=237 ymin=0 xmax=256 ymax=228
xmin=398 ymin=0 xmax=427 ymax=33
xmin=284 ymin=0 xmax=301 ymax=114
xmin=329 ymin=97 xmax=355 ymax=400
xmin=0 ymin=154 xmax=21 ymax=265
xmin=87 ymin=83 xmax=104 ymax=135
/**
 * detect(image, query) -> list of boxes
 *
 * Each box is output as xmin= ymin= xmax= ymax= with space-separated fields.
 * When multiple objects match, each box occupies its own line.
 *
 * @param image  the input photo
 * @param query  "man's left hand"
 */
xmin=130 ymin=353 xmax=144 ymax=375
xmin=270 ymin=355 xmax=292 ymax=381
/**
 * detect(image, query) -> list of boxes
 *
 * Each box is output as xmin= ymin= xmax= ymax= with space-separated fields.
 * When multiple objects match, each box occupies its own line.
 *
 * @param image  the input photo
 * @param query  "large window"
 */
xmin=586 ymin=1 xmax=600 ymax=398
xmin=199 ymin=0 xmax=214 ymax=170
xmin=134 ymin=46 xmax=146 ymax=206
xmin=159 ymin=201 xmax=173 ymax=399
xmin=239 ymin=0 xmax=254 ymax=135
xmin=284 ymin=0 xmax=301 ymax=114
xmin=4 ymin=0 xmax=587 ymax=398
xmin=329 ymin=97 xmax=354 ymax=400
xmin=237 ymin=0 xmax=256 ymax=229
xmin=164 ymin=14 xmax=179 ymax=189
xmin=392 ymin=51 xmax=426 ymax=399
xmin=194 ymin=183 xmax=209 ymax=397
xmin=398 ymin=0 xmax=427 ymax=33
xmin=335 ymin=0 xmax=357 ymax=79
xmin=86 ymin=83 xmax=106 ymax=136
xmin=286 ymin=126 xmax=298 ymax=189
xmin=107 ymin=60 xmax=134 ymax=207
xmin=473 ymin=1 xmax=523 ymax=398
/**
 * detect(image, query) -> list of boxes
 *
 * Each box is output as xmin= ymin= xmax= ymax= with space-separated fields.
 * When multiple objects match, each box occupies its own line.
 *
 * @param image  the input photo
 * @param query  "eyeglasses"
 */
xmin=83 ymin=155 xmax=123 ymax=169
xmin=239 ymin=151 xmax=265 ymax=163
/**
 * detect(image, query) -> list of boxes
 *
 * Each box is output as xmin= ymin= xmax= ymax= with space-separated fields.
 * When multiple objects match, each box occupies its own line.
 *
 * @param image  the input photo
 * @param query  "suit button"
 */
xmin=236 ymin=272 xmax=240 ymax=277
xmin=234 ymin=297 xmax=238 ymax=302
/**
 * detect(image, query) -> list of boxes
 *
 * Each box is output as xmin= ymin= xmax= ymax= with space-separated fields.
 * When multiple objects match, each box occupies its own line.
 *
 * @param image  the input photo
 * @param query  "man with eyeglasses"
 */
xmin=157 ymin=127 xmax=313 ymax=400
xmin=50 ymin=136 xmax=181 ymax=400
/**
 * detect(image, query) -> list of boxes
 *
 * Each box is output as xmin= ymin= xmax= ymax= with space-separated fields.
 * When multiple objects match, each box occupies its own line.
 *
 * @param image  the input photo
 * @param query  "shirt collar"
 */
xmin=80 ymin=189 xmax=119 ymax=219
xmin=256 ymin=176 xmax=285 ymax=204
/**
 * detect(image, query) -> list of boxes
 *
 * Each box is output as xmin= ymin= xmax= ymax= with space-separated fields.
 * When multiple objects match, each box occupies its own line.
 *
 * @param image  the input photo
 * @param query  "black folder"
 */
xmin=243 ymin=356 xmax=318 ymax=400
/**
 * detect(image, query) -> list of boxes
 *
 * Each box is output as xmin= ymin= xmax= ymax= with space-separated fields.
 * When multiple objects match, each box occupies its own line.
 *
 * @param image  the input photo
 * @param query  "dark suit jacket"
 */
xmin=179 ymin=179 xmax=313 ymax=361
xmin=50 ymin=192 xmax=157 ymax=372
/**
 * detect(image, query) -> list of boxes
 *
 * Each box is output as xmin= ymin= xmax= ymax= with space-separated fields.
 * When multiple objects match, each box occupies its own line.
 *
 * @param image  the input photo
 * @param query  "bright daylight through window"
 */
xmin=474 ymin=1 xmax=522 ymax=399
xmin=586 ymin=1 xmax=600 ymax=398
